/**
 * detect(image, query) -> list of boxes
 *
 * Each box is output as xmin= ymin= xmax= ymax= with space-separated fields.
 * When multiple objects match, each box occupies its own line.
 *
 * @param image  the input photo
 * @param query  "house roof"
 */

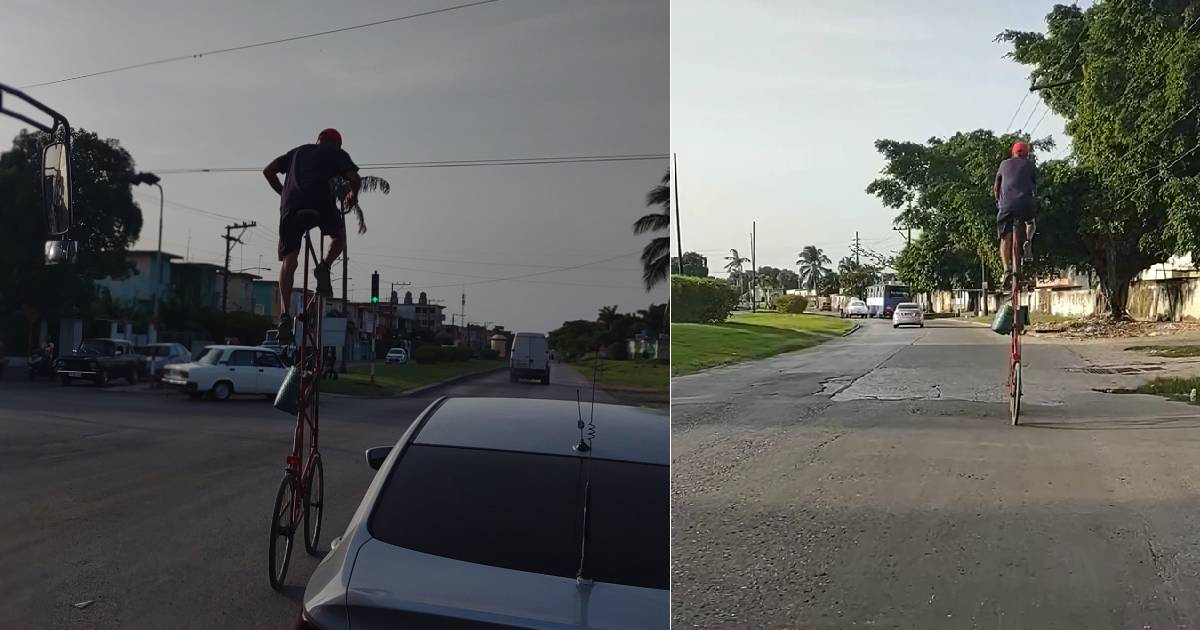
xmin=171 ymin=261 xmax=223 ymax=270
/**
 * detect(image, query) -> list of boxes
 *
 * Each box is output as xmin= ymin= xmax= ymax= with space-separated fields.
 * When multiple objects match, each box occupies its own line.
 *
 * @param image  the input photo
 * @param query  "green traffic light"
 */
xmin=371 ymin=296 xmax=379 ymax=303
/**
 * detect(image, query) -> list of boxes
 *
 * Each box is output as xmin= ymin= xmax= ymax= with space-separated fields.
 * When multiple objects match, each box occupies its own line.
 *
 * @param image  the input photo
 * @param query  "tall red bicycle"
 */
xmin=268 ymin=223 xmax=326 ymax=590
xmin=1007 ymin=220 xmax=1029 ymax=426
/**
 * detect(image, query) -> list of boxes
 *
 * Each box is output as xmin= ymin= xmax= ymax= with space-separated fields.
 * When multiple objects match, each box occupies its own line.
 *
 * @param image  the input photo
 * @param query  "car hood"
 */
xmin=344 ymin=539 xmax=667 ymax=629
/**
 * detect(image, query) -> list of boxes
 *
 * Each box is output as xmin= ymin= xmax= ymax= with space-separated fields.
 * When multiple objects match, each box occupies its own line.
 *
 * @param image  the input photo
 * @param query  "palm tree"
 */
xmin=635 ymin=171 xmax=670 ymax=291
xmin=597 ymin=305 xmax=621 ymax=331
xmin=724 ymin=249 xmax=750 ymax=298
xmin=333 ymin=175 xmax=391 ymax=234
xmin=796 ymin=245 xmax=831 ymax=291
xmin=637 ymin=303 xmax=668 ymax=337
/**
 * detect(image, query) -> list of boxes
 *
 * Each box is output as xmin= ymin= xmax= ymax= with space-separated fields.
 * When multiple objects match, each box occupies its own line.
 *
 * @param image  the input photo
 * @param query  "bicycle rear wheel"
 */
xmin=303 ymin=454 xmax=325 ymax=556
xmin=1010 ymin=361 xmax=1022 ymax=425
xmin=268 ymin=471 xmax=297 ymax=590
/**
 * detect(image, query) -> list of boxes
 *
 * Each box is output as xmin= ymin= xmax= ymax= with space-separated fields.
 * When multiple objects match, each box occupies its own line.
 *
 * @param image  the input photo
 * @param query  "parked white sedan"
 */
xmin=844 ymin=299 xmax=870 ymax=319
xmin=892 ymin=302 xmax=925 ymax=328
xmin=162 ymin=345 xmax=287 ymax=401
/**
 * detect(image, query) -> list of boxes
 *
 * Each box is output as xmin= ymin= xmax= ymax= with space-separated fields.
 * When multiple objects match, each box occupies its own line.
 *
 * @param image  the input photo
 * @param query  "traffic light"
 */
xmin=370 ymin=271 xmax=380 ymax=303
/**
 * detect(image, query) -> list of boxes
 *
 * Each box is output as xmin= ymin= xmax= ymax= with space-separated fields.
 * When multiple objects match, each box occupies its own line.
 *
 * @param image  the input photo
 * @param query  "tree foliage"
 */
xmin=636 ymin=171 xmax=671 ymax=291
xmin=672 ymin=251 xmax=709 ymax=277
xmin=796 ymin=245 xmax=831 ymax=291
xmin=0 ymin=129 xmax=143 ymax=339
xmin=991 ymin=1 xmax=1200 ymax=317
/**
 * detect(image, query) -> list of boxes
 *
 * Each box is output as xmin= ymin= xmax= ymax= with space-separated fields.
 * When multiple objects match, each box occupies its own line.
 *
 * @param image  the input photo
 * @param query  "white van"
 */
xmin=509 ymin=332 xmax=550 ymax=385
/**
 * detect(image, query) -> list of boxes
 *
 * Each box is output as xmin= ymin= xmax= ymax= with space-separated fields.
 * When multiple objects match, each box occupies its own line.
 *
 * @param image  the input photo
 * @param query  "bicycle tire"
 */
xmin=268 ymin=471 xmax=297 ymax=591
xmin=1010 ymin=361 xmax=1022 ymax=425
xmin=303 ymin=454 xmax=325 ymax=556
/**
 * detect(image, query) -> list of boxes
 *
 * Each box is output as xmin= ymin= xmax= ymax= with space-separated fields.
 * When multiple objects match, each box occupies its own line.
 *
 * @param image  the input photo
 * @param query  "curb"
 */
xmin=841 ymin=323 xmax=861 ymax=337
xmin=320 ymin=366 xmax=508 ymax=399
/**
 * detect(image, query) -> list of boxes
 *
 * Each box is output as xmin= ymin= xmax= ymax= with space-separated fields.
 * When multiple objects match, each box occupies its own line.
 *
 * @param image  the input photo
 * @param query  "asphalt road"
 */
xmin=0 ymin=362 xmax=616 ymax=630
xmin=672 ymin=317 xmax=1200 ymax=629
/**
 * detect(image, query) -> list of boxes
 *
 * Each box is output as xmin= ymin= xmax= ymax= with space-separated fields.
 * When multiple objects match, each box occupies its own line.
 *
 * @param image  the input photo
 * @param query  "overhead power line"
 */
xmin=21 ymin=0 xmax=502 ymax=89
xmin=420 ymin=250 xmax=640 ymax=289
xmin=150 ymin=153 xmax=668 ymax=174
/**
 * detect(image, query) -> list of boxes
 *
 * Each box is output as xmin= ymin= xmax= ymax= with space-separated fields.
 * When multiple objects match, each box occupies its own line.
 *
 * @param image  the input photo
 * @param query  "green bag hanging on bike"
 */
xmin=274 ymin=365 xmax=301 ymax=415
xmin=991 ymin=304 xmax=1013 ymax=335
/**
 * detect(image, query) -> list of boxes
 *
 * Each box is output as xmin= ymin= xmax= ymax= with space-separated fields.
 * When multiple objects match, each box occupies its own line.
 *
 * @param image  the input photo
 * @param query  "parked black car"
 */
xmin=57 ymin=338 xmax=142 ymax=387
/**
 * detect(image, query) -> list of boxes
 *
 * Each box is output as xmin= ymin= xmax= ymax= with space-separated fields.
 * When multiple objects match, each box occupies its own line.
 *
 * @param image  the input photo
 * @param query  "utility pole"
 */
xmin=751 ymin=223 xmax=757 ymax=312
xmin=673 ymin=153 xmax=683 ymax=274
xmin=221 ymin=221 xmax=256 ymax=312
xmin=981 ymin=258 xmax=989 ymax=316
xmin=340 ymin=244 xmax=349 ymax=373
xmin=460 ymin=289 xmax=466 ymax=346
xmin=854 ymin=231 xmax=861 ymax=266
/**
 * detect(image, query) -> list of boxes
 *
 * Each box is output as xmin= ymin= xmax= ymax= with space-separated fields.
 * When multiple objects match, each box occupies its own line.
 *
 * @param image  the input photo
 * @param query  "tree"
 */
xmin=776 ymin=268 xmax=800 ymax=290
xmin=817 ymin=270 xmax=841 ymax=296
xmin=724 ymin=249 xmax=750 ymax=298
xmin=331 ymin=175 xmax=391 ymax=235
xmin=995 ymin=1 xmax=1200 ymax=318
xmin=548 ymin=319 xmax=600 ymax=360
xmin=840 ymin=265 xmax=880 ymax=299
xmin=672 ymin=251 xmax=709 ymax=277
xmin=0 ymin=129 xmax=144 ymax=348
xmin=597 ymin=305 xmax=621 ymax=331
xmin=635 ymin=171 xmax=671 ymax=290
xmin=638 ymin=303 xmax=668 ymax=337
xmin=795 ymin=245 xmax=831 ymax=291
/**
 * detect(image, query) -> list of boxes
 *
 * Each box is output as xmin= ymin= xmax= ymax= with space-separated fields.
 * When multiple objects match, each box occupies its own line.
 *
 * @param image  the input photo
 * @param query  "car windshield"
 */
xmin=387 ymin=349 xmax=404 ymax=355
xmin=898 ymin=304 xmax=919 ymax=310
xmin=142 ymin=346 xmax=172 ymax=356
xmin=194 ymin=347 xmax=223 ymax=365
xmin=76 ymin=340 xmax=114 ymax=355
xmin=369 ymin=444 xmax=669 ymax=590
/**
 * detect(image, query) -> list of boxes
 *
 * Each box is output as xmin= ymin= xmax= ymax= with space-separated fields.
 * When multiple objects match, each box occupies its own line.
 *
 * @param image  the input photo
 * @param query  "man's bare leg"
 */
xmin=1000 ymin=234 xmax=1013 ymax=278
xmin=322 ymin=234 xmax=345 ymax=268
xmin=278 ymin=250 xmax=299 ymax=323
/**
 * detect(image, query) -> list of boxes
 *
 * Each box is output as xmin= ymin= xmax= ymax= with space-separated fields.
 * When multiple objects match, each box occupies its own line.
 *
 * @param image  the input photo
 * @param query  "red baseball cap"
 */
xmin=1012 ymin=141 xmax=1031 ymax=158
xmin=317 ymin=128 xmax=343 ymax=146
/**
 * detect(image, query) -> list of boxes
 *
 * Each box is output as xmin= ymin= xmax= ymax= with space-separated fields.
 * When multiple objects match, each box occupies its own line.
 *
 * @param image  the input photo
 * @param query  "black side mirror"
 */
xmin=365 ymin=446 xmax=392 ymax=470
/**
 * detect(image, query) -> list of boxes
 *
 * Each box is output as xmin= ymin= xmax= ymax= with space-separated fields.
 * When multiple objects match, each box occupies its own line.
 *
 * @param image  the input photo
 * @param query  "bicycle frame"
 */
xmin=1008 ymin=222 xmax=1023 ymax=398
xmin=288 ymin=232 xmax=324 ymax=519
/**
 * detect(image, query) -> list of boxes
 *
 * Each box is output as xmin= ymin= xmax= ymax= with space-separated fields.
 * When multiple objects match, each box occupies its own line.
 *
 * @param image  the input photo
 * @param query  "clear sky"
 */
xmin=1 ymin=0 xmax=668 ymax=334
xmin=671 ymin=0 xmax=1074 ymax=277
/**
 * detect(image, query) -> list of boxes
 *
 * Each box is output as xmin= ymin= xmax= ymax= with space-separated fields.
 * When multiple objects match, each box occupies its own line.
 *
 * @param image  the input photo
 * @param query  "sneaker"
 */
xmin=278 ymin=313 xmax=294 ymax=345
xmin=314 ymin=263 xmax=334 ymax=297
xmin=1022 ymin=240 xmax=1033 ymax=261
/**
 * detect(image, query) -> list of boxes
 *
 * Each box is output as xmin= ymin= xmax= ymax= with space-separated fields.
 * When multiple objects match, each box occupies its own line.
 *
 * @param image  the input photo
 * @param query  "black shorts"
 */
xmin=278 ymin=208 xmax=344 ymax=260
xmin=996 ymin=208 xmax=1034 ymax=241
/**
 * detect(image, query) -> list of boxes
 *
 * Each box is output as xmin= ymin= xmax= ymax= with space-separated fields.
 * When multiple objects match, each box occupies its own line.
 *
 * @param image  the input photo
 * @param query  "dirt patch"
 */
xmin=1036 ymin=317 xmax=1200 ymax=340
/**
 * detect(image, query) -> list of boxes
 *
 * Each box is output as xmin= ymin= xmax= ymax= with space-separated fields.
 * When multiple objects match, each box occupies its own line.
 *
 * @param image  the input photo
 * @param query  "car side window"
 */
xmin=255 ymin=351 xmax=283 ymax=368
xmin=228 ymin=350 xmax=255 ymax=366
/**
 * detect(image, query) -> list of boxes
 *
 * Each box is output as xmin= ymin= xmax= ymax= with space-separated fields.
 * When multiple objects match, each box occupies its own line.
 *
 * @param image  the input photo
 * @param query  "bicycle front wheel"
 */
xmin=303 ymin=454 xmax=325 ymax=556
xmin=268 ymin=471 xmax=298 ymax=590
xmin=1010 ymin=361 xmax=1022 ymax=425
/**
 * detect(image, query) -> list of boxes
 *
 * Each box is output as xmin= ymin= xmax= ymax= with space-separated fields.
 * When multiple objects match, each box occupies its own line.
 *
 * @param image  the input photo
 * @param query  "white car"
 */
xmin=137 ymin=342 xmax=191 ymax=379
xmin=892 ymin=302 xmax=925 ymax=328
xmin=294 ymin=397 xmax=668 ymax=629
xmin=384 ymin=346 xmax=409 ymax=365
xmin=844 ymin=299 xmax=870 ymax=319
xmin=161 ymin=345 xmax=287 ymax=401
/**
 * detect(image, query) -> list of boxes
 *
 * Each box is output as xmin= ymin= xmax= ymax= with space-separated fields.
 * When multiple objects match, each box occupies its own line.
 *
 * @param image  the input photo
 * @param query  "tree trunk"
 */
xmin=1094 ymin=243 xmax=1135 ymax=321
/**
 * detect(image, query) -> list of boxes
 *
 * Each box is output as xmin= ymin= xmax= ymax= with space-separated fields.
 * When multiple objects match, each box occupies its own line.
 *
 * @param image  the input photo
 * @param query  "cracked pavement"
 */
xmin=672 ymin=318 xmax=1200 ymax=629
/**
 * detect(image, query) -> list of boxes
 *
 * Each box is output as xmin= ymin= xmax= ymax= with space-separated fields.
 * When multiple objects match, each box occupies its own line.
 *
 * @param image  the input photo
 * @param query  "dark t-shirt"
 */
xmin=995 ymin=157 xmax=1037 ymax=216
xmin=275 ymin=144 xmax=358 ymax=216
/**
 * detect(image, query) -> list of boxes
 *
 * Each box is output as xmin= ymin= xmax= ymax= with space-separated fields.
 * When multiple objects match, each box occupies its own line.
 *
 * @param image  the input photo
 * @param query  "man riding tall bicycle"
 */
xmin=994 ymin=141 xmax=1037 ymax=285
xmin=263 ymin=128 xmax=361 ymax=344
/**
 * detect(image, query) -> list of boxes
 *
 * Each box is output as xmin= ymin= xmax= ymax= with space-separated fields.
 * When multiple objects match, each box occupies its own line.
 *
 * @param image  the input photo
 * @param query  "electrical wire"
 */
xmin=149 ymin=153 xmax=668 ymax=174
xmin=21 ymin=0 xmax=502 ymax=89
